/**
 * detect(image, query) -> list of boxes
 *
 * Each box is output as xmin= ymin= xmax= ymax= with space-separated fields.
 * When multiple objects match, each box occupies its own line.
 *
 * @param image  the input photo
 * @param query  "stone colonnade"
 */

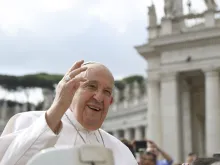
xmin=0 ymin=102 xmax=35 ymax=123
xmin=147 ymin=69 xmax=220 ymax=162
xmin=204 ymin=69 xmax=220 ymax=156
xmin=109 ymin=126 xmax=147 ymax=141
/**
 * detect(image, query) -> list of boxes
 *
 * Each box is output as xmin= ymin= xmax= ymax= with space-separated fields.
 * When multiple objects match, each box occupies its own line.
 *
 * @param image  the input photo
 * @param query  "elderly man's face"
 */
xmin=70 ymin=64 xmax=114 ymax=130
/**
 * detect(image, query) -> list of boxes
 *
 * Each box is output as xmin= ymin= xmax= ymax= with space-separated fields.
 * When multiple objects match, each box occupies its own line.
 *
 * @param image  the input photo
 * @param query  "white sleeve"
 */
xmin=0 ymin=112 xmax=61 ymax=165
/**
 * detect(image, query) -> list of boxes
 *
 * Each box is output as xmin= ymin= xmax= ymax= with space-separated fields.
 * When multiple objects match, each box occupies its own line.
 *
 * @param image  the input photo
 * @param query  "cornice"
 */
xmin=135 ymin=28 xmax=220 ymax=59
xmin=160 ymin=72 xmax=178 ymax=82
xmin=202 ymin=66 xmax=220 ymax=77
xmin=150 ymin=27 xmax=220 ymax=48
xmin=102 ymin=120 xmax=147 ymax=131
xmin=134 ymin=43 xmax=155 ymax=56
xmin=106 ymin=102 xmax=147 ymax=119
xmin=160 ymin=57 xmax=220 ymax=74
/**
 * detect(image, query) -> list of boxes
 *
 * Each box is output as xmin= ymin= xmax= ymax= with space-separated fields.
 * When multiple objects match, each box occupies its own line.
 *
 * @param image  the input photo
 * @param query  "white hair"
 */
xmin=82 ymin=61 xmax=102 ymax=66
xmin=82 ymin=61 xmax=114 ymax=81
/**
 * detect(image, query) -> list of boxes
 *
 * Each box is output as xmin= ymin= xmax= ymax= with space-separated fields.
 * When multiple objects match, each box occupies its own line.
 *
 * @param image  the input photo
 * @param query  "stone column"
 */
xmin=124 ymin=128 xmax=133 ymax=141
xmin=30 ymin=104 xmax=35 ymax=111
xmin=161 ymin=17 xmax=172 ymax=35
xmin=22 ymin=103 xmax=28 ymax=112
xmin=15 ymin=103 xmax=20 ymax=114
xmin=147 ymin=78 xmax=162 ymax=146
xmin=42 ymin=88 xmax=55 ymax=110
xmin=135 ymin=126 xmax=143 ymax=140
xmin=113 ymin=130 xmax=121 ymax=139
xmin=0 ymin=101 xmax=7 ymax=123
xmin=204 ymin=10 xmax=215 ymax=28
xmin=204 ymin=69 xmax=220 ymax=156
xmin=181 ymin=80 xmax=193 ymax=159
xmin=145 ymin=126 xmax=147 ymax=139
xmin=161 ymin=72 xmax=182 ymax=162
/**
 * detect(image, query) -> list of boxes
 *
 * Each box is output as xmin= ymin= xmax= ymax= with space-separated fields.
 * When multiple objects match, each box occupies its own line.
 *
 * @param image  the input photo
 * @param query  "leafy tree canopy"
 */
xmin=0 ymin=73 xmax=63 ymax=90
xmin=0 ymin=73 xmax=145 ymax=91
xmin=114 ymin=75 xmax=145 ymax=90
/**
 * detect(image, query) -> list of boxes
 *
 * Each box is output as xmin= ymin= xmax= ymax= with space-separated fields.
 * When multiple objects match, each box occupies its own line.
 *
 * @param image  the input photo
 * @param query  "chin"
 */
xmin=86 ymin=125 xmax=99 ymax=131
xmin=84 ymin=122 xmax=101 ymax=131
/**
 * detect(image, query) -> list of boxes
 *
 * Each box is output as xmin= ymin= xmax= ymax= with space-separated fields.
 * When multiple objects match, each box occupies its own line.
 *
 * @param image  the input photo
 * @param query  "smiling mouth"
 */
xmin=87 ymin=105 xmax=101 ymax=111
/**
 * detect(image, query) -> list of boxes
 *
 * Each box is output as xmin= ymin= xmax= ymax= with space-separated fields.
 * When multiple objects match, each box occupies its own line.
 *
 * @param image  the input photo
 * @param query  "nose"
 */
xmin=93 ymin=90 xmax=104 ymax=103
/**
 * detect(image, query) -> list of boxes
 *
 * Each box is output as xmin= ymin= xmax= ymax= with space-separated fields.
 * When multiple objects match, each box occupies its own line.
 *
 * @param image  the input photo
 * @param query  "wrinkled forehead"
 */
xmin=81 ymin=63 xmax=114 ymax=87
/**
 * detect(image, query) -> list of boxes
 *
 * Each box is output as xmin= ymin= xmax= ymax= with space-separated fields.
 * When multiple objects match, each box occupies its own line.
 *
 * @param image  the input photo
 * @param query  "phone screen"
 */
xmin=134 ymin=140 xmax=147 ymax=152
xmin=213 ymin=153 xmax=220 ymax=159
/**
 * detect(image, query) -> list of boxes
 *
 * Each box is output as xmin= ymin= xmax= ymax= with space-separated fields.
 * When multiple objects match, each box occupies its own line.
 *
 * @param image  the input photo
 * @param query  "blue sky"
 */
xmin=0 ymin=0 xmax=216 ymax=103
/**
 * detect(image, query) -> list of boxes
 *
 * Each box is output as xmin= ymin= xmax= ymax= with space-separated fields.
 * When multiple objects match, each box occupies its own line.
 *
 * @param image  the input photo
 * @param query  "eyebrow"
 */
xmin=84 ymin=80 xmax=113 ymax=91
xmin=85 ymin=80 xmax=97 ymax=84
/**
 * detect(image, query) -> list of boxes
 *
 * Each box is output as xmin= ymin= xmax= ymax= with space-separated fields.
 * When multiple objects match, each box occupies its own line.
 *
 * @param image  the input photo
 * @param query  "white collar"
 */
xmin=65 ymin=109 xmax=97 ymax=134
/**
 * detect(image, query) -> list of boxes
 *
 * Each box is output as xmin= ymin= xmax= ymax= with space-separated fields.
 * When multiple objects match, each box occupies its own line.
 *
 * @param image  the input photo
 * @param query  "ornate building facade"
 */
xmin=0 ymin=88 xmax=54 ymax=133
xmin=102 ymin=81 xmax=148 ymax=141
xmin=135 ymin=0 xmax=220 ymax=163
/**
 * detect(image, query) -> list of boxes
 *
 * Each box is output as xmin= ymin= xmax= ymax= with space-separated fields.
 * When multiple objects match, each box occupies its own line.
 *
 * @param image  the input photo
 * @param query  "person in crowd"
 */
xmin=146 ymin=140 xmax=173 ymax=165
xmin=186 ymin=152 xmax=197 ymax=164
xmin=121 ymin=138 xmax=135 ymax=157
xmin=189 ymin=157 xmax=220 ymax=165
xmin=139 ymin=151 xmax=157 ymax=165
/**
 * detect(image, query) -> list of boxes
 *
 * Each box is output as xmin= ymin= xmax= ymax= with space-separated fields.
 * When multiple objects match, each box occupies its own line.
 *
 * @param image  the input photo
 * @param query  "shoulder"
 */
xmin=99 ymin=129 xmax=137 ymax=164
xmin=1 ymin=111 xmax=45 ymax=136
xmin=99 ymin=129 xmax=121 ymax=145
xmin=99 ymin=129 xmax=134 ymax=153
xmin=12 ymin=111 xmax=45 ymax=125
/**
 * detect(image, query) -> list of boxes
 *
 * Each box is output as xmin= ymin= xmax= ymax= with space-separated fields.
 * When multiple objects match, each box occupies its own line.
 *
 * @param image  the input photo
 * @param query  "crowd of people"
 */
xmin=121 ymin=138 xmax=220 ymax=165
xmin=121 ymin=138 xmax=173 ymax=165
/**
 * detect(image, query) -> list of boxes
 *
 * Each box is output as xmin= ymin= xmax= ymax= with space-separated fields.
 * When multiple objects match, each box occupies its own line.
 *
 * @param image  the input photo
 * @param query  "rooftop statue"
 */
xmin=148 ymin=4 xmax=157 ymax=27
xmin=204 ymin=0 xmax=217 ymax=10
xmin=164 ymin=0 xmax=183 ymax=18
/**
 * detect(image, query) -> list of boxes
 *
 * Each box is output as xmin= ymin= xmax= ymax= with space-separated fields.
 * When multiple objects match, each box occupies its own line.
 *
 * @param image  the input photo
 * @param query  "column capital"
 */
xmin=147 ymin=71 xmax=160 ymax=83
xmin=202 ymin=67 xmax=219 ymax=77
xmin=160 ymin=71 xmax=178 ymax=82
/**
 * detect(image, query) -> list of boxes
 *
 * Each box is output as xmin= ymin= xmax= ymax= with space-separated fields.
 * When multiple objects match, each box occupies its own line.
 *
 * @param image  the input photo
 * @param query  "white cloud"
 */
xmin=0 ymin=0 xmax=82 ymax=34
xmin=88 ymin=0 xmax=147 ymax=34
xmin=1 ymin=0 xmax=219 ymax=104
xmin=0 ymin=0 xmax=220 ymax=35
xmin=0 ymin=0 xmax=149 ymax=35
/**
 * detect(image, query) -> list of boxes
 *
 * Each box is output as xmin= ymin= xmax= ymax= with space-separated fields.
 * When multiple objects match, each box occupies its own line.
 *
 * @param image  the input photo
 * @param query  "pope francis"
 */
xmin=0 ymin=60 xmax=138 ymax=165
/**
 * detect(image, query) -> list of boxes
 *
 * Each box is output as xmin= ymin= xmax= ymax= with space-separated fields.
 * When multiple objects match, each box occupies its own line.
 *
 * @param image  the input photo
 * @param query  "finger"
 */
xmin=68 ymin=67 xmax=87 ymax=79
xmin=67 ymin=76 xmax=87 ymax=86
xmin=147 ymin=140 xmax=152 ymax=143
xmin=67 ymin=60 xmax=84 ymax=73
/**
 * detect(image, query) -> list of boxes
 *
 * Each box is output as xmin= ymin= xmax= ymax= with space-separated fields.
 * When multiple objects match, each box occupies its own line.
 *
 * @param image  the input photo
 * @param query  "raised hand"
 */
xmin=52 ymin=60 xmax=87 ymax=110
xmin=147 ymin=140 xmax=158 ymax=149
xmin=46 ymin=60 xmax=88 ymax=133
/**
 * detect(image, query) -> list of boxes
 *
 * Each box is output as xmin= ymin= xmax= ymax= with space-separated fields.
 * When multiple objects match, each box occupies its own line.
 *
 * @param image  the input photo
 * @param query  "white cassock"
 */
xmin=0 ymin=109 xmax=138 ymax=165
